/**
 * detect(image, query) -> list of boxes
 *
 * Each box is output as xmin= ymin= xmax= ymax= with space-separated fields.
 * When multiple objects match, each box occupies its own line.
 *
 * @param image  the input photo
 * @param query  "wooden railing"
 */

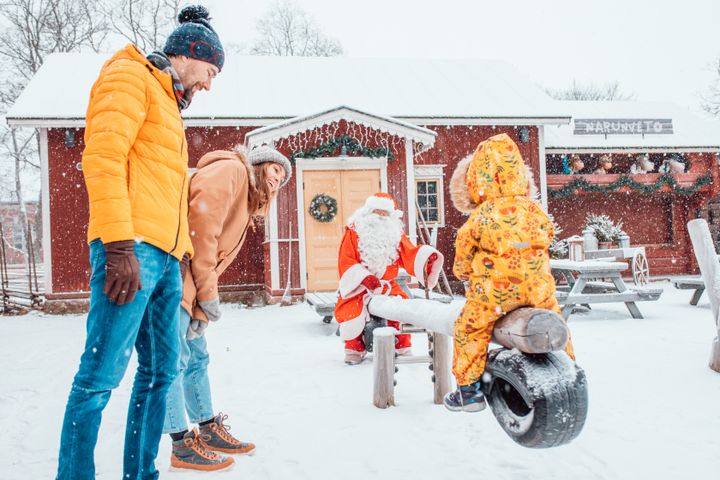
xmin=0 ymin=221 xmax=43 ymax=313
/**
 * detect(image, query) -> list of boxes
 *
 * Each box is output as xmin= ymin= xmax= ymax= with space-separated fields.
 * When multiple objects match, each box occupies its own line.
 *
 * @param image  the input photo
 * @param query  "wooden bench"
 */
xmin=555 ymin=289 xmax=662 ymax=306
xmin=406 ymin=288 xmax=453 ymax=303
xmin=304 ymin=291 xmax=337 ymax=323
xmin=672 ymin=277 xmax=705 ymax=306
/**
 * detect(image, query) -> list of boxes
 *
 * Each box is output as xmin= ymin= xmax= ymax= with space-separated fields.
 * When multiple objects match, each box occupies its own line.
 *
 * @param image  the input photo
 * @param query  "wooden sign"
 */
xmin=574 ymin=118 xmax=673 ymax=135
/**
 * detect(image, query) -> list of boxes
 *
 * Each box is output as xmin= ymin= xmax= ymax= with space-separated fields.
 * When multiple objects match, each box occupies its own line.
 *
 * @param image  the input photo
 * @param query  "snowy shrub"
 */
xmin=548 ymin=214 xmax=568 ymax=259
xmin=584 ymin=213 xmax=624 ymax=243
xmin=549 ymin=238 xmax=569 ymax=259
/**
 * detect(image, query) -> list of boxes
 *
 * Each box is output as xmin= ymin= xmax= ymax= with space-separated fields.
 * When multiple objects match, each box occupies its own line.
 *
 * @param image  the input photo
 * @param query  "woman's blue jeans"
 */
xmin=57 ymin=240 xmax=182 ymax=480
xmin=163 ymin=308 xmax=215 ymax=433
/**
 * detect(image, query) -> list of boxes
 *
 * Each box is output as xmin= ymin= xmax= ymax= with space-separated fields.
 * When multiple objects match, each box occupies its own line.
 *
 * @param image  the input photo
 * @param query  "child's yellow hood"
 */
xmin=450 ymin=133 xmax=535 ymax=213
xmin=467 ymin=133 xmax=529 ymax=204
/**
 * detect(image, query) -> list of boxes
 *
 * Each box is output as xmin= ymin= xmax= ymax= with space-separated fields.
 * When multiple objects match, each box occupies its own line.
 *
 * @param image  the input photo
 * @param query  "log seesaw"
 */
xmin=366 ymin=295 xmax=588 ymax=449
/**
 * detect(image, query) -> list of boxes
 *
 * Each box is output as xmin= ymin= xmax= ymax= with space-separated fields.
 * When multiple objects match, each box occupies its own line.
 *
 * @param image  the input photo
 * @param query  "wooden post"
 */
xmin=373 ymin=327 xmax=396 ymax=408
xmin=687 ymin=219 xmax=720 ymax=372
xmin=431 ymin=332 xmax=451 ymax=404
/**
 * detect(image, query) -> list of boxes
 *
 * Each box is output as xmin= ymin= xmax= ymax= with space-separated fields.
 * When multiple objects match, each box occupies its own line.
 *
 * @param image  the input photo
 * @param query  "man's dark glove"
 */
xmin=103 ymin=240 xmax=142 ymax=305
xmin=180 ymin=253 xmax=190 ymax=282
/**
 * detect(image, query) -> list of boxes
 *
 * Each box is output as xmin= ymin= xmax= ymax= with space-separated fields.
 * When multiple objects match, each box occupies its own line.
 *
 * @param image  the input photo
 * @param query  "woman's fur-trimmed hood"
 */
xmin=449 ymin=134 xmax=539 ymax=214
xmin=196 ymin=148 xmax=256 ymax=191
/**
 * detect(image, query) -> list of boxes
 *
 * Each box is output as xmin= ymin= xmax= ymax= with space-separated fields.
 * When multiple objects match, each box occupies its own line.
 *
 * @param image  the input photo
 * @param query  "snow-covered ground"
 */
xmin=2 ymin=280 xmax=719 ymax=479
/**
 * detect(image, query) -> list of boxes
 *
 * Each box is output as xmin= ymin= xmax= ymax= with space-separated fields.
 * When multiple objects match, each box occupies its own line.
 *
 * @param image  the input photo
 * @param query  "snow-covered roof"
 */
xmin=545 ymin=101 xmax=720 ymax=152
xmin=245 ymin=106 xmax=437 ymax=152
xmin=6 ymin=52 xmax=570 ymax=128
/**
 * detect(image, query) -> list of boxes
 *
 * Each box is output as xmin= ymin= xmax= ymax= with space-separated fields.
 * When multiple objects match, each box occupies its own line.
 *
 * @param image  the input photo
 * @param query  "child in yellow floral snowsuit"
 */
xmin=443 ymin=133 xmax=575 ymax=412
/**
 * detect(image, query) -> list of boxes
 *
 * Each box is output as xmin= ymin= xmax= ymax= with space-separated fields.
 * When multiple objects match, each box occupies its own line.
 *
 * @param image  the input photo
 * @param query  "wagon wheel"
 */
xmin=632 ymin=251 xmax=649 ymax=286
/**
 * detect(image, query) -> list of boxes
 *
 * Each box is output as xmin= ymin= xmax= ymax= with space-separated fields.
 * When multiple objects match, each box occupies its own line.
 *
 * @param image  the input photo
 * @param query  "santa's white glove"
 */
xmin=423 ymin=252 xmax=443 ymax=289
xmin=186 ymin=319 xmax=208 ymax=340
xmin=199 ymin=298 xmax=221 ymax=322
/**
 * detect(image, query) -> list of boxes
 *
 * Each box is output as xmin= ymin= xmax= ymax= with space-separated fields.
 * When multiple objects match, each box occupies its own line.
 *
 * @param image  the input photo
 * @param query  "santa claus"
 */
xmin=334 ymin=192 xmax=444 ymax=365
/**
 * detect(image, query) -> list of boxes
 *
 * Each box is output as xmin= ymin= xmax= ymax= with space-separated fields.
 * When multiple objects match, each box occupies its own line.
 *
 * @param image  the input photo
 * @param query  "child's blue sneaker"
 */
xmin=443 ymin=380 xmax=487 ymax=413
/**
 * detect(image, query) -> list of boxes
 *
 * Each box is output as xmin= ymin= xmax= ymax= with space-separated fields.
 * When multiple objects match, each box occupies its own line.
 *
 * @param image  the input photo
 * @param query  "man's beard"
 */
xmin=182 ymin=85 xmax=196 ymax=107
xmin=353 ymin=212 xmax=404 ymax=277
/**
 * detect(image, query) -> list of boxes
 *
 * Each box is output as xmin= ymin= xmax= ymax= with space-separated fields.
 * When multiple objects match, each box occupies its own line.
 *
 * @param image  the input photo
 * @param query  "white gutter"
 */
xmin=7 ymin=115 xmax=573 ymax=129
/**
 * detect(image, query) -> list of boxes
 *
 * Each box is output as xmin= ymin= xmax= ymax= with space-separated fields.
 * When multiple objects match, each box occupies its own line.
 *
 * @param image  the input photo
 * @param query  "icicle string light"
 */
xmin=272 ymin=121 xmax=403 ymax=161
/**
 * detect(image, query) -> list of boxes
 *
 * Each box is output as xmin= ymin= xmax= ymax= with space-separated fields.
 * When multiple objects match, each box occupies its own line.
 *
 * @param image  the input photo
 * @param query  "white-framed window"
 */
xmin=414 ymin=165 xmax=445 ymax=227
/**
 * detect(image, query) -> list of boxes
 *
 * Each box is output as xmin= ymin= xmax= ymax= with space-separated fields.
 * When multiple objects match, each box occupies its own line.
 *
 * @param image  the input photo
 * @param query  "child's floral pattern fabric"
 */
xmin=452 ymin=133 xmax=575 ymax=386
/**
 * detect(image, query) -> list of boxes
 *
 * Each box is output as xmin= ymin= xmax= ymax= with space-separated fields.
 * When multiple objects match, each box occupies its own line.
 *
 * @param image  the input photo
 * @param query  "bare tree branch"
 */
xmin=100 ymin=0 xmax=179 ymax=53
xmin=701 ymin=59 xmax=720 ymax=117
xmin=0 ymin=0 xmax=108 ymax=82
xmin=545 ymin=80 xmax=635 ymax=101
xmin=250 ymin=0 xmax=343 ymax=57
xmin=0 ymin=0 xmax=109 ymax=251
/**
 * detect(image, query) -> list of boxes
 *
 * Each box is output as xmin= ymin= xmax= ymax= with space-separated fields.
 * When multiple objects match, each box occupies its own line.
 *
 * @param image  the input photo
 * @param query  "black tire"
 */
xmin=484 ymin=348 xmax=588 ymax=448
xmin=363 ymin=315 xmax=387 ymax=352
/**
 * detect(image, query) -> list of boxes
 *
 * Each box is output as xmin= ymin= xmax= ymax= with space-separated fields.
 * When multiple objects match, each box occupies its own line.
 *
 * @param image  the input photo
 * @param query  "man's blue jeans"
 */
xmin=163 ymin=308 xmax=215 ymax=433
xmin=57 ymin=240 xmax=182 ymax=480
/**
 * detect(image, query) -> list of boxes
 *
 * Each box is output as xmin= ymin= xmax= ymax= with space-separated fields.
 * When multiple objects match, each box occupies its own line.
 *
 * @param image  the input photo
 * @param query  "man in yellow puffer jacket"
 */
xmin=443 ymin=133 xmax=575 ymax=413
xmin=57 ymin=5 xmax=225 ymax=479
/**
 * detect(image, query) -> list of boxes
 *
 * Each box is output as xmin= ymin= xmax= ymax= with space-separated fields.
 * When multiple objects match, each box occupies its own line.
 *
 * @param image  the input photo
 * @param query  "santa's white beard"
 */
xmin=353 ymin=212 xmax=404 ymax=277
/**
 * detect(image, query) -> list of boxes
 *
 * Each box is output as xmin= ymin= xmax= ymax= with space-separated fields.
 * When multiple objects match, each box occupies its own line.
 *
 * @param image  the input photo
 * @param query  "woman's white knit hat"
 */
xmin=247 ymin=145 xmax=292 ymax=187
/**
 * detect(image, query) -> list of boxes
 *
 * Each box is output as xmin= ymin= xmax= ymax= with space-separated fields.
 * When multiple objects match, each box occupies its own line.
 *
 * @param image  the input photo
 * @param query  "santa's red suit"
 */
xmin=334 ymin=192 xmax=444 ymax=353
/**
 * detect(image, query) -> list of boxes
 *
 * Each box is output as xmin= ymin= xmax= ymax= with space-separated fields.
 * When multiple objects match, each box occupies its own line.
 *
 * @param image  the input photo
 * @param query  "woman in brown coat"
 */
xmin=163 ymin=145 xmax=291 ymax=472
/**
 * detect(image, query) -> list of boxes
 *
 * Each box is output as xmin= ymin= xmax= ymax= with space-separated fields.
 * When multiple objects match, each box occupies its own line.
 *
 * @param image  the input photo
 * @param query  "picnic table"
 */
xmin=551 ymin=259 xmax=663 ymax=320
xmin=583 ymin=246 xmax=650 ymax=286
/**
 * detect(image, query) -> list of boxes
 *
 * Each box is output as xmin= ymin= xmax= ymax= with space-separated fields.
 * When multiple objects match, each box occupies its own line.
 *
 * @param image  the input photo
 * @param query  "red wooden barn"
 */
xmin=7 ymin=54 xmax=720 ymax=309
xmin=544 ymin=101 xmax=720 ymax=276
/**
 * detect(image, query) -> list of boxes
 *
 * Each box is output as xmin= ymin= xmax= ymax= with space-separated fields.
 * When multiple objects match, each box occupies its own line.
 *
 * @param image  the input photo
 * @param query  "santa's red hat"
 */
xmin=364 ymin=192 xmax=398 ymax=213
xmin=348 ymin=192 xmax=403 ymax=227
xmin=364 ymin=192 xmax=402 ymax=215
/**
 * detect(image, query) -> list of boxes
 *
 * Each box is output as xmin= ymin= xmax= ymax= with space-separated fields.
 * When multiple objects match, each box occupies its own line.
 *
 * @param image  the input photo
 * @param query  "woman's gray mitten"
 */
xmin=199 ymin=298 xmax=221 ymax=322
xmin=186 ymin=319 xmax=208 ymax=340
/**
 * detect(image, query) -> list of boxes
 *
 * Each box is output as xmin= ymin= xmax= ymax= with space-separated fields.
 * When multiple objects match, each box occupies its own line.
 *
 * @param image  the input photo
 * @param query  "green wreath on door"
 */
xmin=308 ymin=193 xmax=338 ymax=223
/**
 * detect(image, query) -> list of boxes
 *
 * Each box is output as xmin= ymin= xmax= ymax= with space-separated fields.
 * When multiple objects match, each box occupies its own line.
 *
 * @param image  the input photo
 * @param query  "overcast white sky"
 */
xmin=8 ymin=0 xmax=720 ymax=202
xmin=203 ymin=0 xmax=720 ymax=115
